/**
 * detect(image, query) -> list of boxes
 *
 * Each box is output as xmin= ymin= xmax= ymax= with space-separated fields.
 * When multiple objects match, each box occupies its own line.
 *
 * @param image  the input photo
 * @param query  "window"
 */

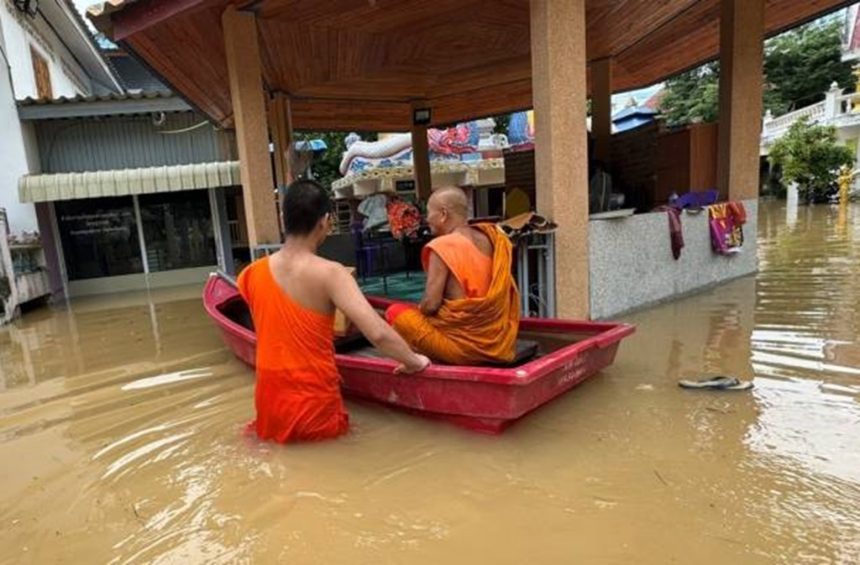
xmin=138 ymin=191 xmax=216 ymax=272
xmin=56 ymin=197 xmax=144 ymax=281
xmin=30 ymin=47 xmax=52 ymax=100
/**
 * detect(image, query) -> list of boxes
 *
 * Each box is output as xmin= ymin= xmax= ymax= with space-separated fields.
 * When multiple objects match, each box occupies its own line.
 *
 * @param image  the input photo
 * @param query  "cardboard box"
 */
xmin=333 ymin=266 xmax=356 ymax=336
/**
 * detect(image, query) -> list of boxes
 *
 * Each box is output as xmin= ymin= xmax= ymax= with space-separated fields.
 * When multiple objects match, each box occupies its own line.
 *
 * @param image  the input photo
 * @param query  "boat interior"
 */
xmin=216 ymin=294 xmax=597 ymax=368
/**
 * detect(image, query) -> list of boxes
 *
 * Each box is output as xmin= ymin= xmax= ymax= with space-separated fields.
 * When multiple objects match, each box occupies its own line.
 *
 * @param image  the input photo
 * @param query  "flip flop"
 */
xmin=678 ymin=376 xmax=753 ymax=391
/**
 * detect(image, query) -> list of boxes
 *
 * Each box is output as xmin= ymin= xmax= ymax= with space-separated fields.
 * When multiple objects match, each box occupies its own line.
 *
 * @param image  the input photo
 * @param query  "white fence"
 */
xmin=761 ymin=84 xmax=860 ymax=152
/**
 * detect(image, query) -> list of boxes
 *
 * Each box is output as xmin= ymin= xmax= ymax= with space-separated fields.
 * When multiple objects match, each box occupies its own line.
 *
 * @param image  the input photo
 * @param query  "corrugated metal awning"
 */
xmin=19 ymin=161 xmax=241 ymax=203
xmin=17 ymin=90 xmax=190 ymax=120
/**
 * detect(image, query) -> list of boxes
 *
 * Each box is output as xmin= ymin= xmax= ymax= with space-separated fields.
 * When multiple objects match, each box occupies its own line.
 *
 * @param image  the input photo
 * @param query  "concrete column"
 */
xmin=269 ymin=93 xmax=293 ymax=192
xmin=717 ymin=0 xmax=764 ymax=202
xmin=222 ymin=6 xmax=280 ymax=253
xmin=592 ymin=57 xmax=613 ymax=166
xmin=824 ymin=81 xmax=843 ymax=119
xmin=34 ymin=202 xmax=64 ymax=299
xmin=531 ymin=0 xmax=589 ymax=319
xmin=268 ymin=92 xmax=293 ymax=236
xmin=210 ymin=188 xmax=235 ymax=275
xmin=411 ymin=124 xmax=432 ymax=201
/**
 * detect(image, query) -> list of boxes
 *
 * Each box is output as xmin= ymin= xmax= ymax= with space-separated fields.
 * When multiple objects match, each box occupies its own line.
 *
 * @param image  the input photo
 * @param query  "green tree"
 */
xmin=659 ymin=19 xmax=854 ymax=125
xmin=293 ymin=132 xmax=346 ymax=190
xmin=660 ymin=63 xmax=720 ymax=126
xmin=764 ymin=19 xmax=855 ymax=114
xmin=492 ymin=114 xmax=510 ymax=135
xmin=767 ymin=117 xmax=854 ymax=202
xmin=294 ymin=131 xmax=377 ymax=190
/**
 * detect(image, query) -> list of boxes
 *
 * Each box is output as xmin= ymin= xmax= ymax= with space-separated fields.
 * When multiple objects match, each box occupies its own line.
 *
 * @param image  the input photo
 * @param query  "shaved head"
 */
xmin=429 ymin=186 xmax=468 ymax=219
xmin=425 ymin=186 xmax=469 ymax=236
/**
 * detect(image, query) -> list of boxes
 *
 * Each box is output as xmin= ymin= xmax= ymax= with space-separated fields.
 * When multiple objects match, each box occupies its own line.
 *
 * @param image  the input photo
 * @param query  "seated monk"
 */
xmin=238 ymin=180 xmax=430 ymax=443
xmin=385 ymin=186 xmax=520 ymax=365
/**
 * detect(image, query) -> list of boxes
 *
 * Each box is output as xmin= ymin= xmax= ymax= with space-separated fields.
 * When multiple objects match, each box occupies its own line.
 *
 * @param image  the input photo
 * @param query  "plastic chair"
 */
xmin=350 ymin=225 xmax=389 ymax=295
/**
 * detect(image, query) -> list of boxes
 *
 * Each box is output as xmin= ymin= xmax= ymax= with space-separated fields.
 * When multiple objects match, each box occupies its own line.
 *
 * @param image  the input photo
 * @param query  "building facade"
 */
xmin=0 ymin=0 xmax=121 ymax=319
xmin=18 ymin=95 xmax=246 ymax=298
xmin=0 ymin=0 xmax=120 ymax=232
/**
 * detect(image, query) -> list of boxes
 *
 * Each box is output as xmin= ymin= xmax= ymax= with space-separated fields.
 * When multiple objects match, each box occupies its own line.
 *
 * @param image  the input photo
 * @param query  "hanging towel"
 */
xmin=709 ymin=202 xmax=746 ymax=254
xmin=655 ymin=206 xmax=684 ymax=260
xmin=666 ymin=207 xmax=684 ymax=260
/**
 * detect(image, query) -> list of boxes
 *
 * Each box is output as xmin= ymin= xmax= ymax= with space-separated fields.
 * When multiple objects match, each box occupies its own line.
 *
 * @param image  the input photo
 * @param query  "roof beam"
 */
xmin=430 ymin=79 xmax=533 ymax=127
xmin=92 ymin=0 xmax=852 ymax=131
xmin=111 ymin=0 xmax=211 ymax=41
xmin=290 ymin=97 xmax=412 ymax=131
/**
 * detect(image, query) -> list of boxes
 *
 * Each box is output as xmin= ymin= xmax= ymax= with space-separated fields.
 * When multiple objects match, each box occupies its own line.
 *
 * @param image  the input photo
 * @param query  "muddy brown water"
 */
xmin=1 ymin=201 xmax=858 ymax=564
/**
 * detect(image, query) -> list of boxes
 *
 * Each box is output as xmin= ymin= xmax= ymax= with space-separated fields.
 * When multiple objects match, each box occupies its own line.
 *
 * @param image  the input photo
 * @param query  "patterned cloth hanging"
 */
xmin=386 ymin=197 xmax=422 ymax=240
xmin=709 ymin=202 xmax=747 ymax=254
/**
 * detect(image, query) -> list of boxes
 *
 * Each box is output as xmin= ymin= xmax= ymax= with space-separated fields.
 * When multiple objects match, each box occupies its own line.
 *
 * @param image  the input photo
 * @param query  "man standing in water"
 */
xmin=238 ymin=180 xmax=429 ymax=443
xmin=385 ymin=186 xmax=520 ymax=365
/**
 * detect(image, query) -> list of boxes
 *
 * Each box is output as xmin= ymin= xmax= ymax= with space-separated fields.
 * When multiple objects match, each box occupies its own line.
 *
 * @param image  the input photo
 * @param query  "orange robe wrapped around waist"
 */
xmin=238 ymin=257 xmax=348 ymax=443
xmin=387 ymin=223 xmax=520 ymax=365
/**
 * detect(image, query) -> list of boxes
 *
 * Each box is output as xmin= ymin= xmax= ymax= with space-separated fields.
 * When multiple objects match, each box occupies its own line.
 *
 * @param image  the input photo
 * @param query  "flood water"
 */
xmin=1 ymin=201 xmax=859 ymax=564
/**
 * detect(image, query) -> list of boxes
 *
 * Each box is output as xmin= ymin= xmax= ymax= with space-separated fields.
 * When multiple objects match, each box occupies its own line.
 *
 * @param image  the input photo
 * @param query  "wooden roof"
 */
xmin=90 ymin=0 xmax=852 ymax=131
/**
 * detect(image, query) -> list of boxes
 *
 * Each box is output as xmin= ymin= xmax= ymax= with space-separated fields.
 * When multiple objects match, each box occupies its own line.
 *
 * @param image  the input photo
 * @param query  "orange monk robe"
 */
xmin=238 ymin=257 xmax=349 ymax=443
xmin=387 ymin=223 xmax=520 ymax=365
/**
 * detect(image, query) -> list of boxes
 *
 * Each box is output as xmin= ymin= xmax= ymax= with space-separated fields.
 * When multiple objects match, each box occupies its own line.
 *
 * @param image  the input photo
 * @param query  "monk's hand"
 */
xmin=395 ymin=354 xmax=431 ymax=375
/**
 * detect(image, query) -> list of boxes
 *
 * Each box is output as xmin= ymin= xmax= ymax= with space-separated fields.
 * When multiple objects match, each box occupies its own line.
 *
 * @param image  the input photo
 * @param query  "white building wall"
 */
xmin=0 ymin=2 xmax=92 ymax=234
xmin=0 ymin=50 xmax=37 ymax=232
xmin=0 ymin=4 xmax=91 ymax=100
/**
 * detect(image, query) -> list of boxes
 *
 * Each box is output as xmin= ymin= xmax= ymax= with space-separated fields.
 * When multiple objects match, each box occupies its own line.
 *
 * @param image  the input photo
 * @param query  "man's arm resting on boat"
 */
xmin=419 ymin=251 xmax=447 ymax=316
xmin=326 ymin=265 xmax=429 ymax=373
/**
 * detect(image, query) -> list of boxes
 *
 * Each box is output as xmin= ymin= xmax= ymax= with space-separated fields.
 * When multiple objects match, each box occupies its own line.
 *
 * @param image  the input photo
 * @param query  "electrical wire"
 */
xmin=157 ymin=120 xmax=211 ymax=135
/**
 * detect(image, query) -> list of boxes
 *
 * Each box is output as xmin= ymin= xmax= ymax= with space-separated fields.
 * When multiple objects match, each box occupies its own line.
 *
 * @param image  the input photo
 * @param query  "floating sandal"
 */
xmin=678 ymin=376 xmax=753 ymax=391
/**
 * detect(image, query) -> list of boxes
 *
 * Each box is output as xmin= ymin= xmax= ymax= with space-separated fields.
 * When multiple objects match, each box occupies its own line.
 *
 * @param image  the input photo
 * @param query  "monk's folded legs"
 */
xmin=384 ymin=304 xmax=473 ymax=365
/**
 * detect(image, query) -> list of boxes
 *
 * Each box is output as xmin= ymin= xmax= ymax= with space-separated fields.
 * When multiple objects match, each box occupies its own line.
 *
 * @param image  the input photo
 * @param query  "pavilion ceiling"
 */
xmin=90 ymin=0 xmax=853 ymax=131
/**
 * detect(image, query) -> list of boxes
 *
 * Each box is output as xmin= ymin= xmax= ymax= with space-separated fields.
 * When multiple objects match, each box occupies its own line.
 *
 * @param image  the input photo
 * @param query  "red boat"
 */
xmin=203 ymin=272 xmax=634 ymax=433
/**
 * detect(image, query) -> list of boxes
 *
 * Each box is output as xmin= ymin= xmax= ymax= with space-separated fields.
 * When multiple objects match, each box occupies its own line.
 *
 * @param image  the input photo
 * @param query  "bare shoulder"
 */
xmin=470 ymin=227 xmax=493 ymax=256
xmin=312 ymin=257 xmax=354 ymax=285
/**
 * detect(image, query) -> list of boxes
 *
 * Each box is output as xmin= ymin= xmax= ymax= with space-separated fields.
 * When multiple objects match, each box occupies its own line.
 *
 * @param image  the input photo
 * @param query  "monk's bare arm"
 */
xmin=326 ymin=265 xmax=429 ymax=373
xmin=420 ymin=251 xmax=448 ymax=315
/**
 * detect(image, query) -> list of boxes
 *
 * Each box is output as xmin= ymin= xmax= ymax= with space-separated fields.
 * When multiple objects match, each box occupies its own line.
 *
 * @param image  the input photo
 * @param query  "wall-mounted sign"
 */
xmin=60 ymin=211 xmax=134 ymax=237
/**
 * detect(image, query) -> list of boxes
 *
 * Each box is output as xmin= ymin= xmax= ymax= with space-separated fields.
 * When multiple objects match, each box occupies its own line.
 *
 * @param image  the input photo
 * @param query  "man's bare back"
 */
xmin=239 ymin=179 xmax=429 ymax=444
xmin=441 ymin=226 xmax=493 ymax=300
xmin=268 ymin=249 xmax=340 ymax=316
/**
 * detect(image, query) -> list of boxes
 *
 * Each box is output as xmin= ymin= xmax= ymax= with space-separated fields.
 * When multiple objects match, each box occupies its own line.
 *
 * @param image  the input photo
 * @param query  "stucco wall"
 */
xmin=0 ymin=3 xmax=91 ymax=234
xmin=0 ymin=55 xmax=37 ymax=232
xmin=589 ymin=199 xmax=758 ymax=319
xmin=0 ymin=6 xmax=89 ymax=99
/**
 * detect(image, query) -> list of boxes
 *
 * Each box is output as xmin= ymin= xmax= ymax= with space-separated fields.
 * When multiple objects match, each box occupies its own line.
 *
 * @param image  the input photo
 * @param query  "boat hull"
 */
xmin=203 ymin=273 xmax=634 ymax=433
